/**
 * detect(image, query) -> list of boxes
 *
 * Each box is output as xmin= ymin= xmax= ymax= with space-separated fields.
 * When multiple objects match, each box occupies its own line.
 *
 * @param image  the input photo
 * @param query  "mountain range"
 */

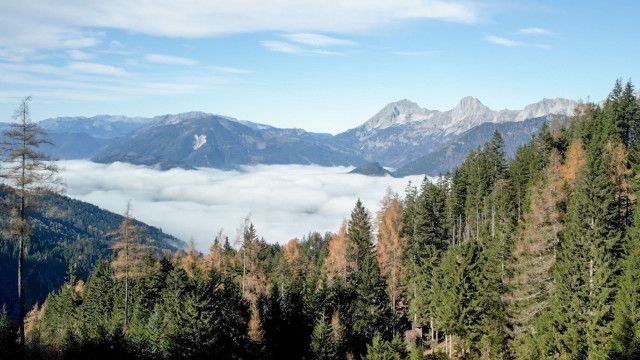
xmin=0 ymin=97 xmax=577 ymax=176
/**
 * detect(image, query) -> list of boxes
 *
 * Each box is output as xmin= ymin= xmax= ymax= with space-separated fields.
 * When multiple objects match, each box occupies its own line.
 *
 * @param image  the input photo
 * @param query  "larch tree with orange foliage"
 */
xmin=506 ymin=150 xmax=567 ymax=356
xmin=111 ymin=202 xmax=152 ymax=331
xmin=322 ymin=221 xmax=349 ymax=284
xmin=376 ymin=189 xmax=405 ymax=324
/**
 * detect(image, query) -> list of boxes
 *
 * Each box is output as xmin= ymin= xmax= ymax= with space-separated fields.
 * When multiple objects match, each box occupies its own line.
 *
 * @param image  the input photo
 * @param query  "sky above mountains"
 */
xmin=0 ymin=1 xmax=638 ymax=133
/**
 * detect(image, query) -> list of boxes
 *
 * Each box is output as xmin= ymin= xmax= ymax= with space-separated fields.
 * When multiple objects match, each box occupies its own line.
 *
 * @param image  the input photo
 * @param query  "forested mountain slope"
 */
xmin=1 ymin=80 xmax=638 ymax=360
xmin=0 ymin=186 xmax=183 ymax=320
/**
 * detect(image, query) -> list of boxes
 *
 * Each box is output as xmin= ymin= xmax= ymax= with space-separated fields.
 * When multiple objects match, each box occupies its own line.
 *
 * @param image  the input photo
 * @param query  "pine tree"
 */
xmin=550 ymin=148 xmax=622 ymax=358
xmin=363 ymin=333 xmax=407 ymax=360
xmin=323 ymin=222 xmax=349 ymax=284
xmin=111 ymin=202 xmax=151 ymax=332
xmin=310 ymin=314 xmax=339 ymax=360
xmin=376 ymin=189 xmax=406 ymax=332
xmin=77 ymin=261 xmax=118 ymax=342
xmin=507 ymin=150 xmax=565 ymax=356
xmin=405 ymin=180 xmax=447 ymax=336
xmin=346 ymin=199 xmax=393 ymax=356
xmin=0 ymin=96 xmax=62 ymax=347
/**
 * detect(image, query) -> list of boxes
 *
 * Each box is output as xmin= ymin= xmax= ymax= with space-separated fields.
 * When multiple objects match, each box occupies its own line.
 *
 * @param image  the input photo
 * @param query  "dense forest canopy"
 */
xmin=1 ymin=79 xmax=640 ymax=359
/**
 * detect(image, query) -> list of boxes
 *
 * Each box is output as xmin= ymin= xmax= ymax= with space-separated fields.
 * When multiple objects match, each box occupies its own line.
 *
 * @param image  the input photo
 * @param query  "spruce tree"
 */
xmin=310 ymin=315 xmax=339 ymax=360
xmin=346 ymin=199 xmax=392 ymax=356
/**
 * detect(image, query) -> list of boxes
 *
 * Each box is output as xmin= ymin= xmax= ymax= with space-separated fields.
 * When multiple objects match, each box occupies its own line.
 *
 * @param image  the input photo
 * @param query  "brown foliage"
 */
xmin=282 ymin=238 xmax=303 ymax=278
xmin=322 ymin=221 xmax=349 ymax=283
xmin=376 ymin=190 xmax=405 ymax=315
xmin=561 ymin=139 xmax=586 ymax=187
xmin=507 ymin=150 xmax=566 ymax=348
xmin=180 ymin=239 xmax=203 ymax=277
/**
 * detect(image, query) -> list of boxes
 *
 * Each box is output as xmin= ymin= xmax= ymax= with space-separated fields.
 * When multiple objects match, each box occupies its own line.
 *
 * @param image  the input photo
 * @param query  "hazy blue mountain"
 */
xmin=392 ymin=116 xmax=557 ymax=177
xmin=93 ymin=113 xmax=363 ymax=169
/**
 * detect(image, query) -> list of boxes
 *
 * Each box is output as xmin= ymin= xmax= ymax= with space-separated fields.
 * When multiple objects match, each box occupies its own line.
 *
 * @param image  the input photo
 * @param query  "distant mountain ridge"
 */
xmin=0 ymin=96 xmax=577 ymax=175
xmin=335 ymin=97 xmax=576 ymax=167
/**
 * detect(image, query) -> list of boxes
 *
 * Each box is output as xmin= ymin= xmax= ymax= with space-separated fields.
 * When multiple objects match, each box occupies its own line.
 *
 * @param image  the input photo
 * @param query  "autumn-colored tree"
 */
xmin=180 ymin=239 xmax=202 ymax=277
xmin=323 ymin=221 xmax=349 ymax=284
xmin=507 ymin=150 xmax=566 ymax=356
xmin=561 ymin=138 xmax=587 ymax=187
xmin=111 ymin=202 xmax=151 ymax=331
xmin=0 ymin=96 xmax=62 ymax=347
xmin=205 ymin=230 xmax=226 ymax=273
xmin=238 ymin=222 xmax=269 ymax=306
xmin=282 ymin=238 xmax=304 ymax=279
xmin=376 ymin=189 xmax=405 ymax=326
xmin=607 ymin=141 xmax=633 ymax=227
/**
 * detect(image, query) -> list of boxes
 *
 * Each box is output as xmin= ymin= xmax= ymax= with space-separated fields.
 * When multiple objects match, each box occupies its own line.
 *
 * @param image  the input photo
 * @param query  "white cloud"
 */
xmin=519 ymin=27 xmax=551 ymax=36
xmin=67 ymin=61 xmax=130 ymax=77
xmin=57 ymin=160 xmax=424 ymax=250
xmin=484 ymin=35 xmax=550 ymax=49
xmin=67 ymin=49 xmax=94 ymax=60
xmin=0 ymin=1 xmax=481 ymax=52
xmin=261 ymin=40 xmax=304 ymax=54
xmin=261 ymin=40 xmax=344 ymax=56
xmin=484 ymin=35 xmax=523 ymax=47
xmin=283 ymin=33 xmax=355 ymax=47
xmin=145 ymin=53 xmax=197 ymax=65
xmin=207 ymin=66 xmax=252 ymax=74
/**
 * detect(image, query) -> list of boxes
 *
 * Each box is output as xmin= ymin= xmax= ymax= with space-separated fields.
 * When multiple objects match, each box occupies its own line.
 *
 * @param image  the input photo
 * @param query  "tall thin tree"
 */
xmin=0 ymin=96 xmax=62 ymax=348
xmin=111 ymin=201 xmax=150 ymax=331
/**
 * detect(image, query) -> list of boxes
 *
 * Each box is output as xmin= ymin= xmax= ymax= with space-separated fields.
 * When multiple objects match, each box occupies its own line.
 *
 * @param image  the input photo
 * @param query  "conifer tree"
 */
xmin=346 ymin=199 xmax=392 ymax=356
xmin=405 ymin=180 xmax=447 ymax=335
xmin=0 ymin=96 xmax=62 ymax=347
xmin=376 ymin=189 xmax=406 ymax=330
xmin=111 ymin=202 xmax=151 ymax=331
xmin=310 ymin=315 xmax=339 ymax=360
xmin=550 ymin=148 xmax=622 ymax=358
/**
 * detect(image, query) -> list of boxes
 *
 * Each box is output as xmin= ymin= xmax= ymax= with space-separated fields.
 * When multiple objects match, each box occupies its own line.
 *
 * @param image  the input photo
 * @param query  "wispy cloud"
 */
xmin=208 ymin=66 xmax=252 ymax=74
xmin=67 ymin=61 xmax=131 ymax=77
xmin=261 ymin=40 xmax=305 ymax=54
xmin=67 ymin=49 xmax=94 ymax=60
xmin=484 ymin=34 xmax=551 ymax=49
xmin=145 ymin=53 xmax=197 ymax=65
xmin=283 ymin=33 xmax=355 ymax=47
xmin=519 ymin=27 xmax=552 ymax=36
xmin=484 ymin=35 xmax=523 ymax=47
xmin=0 ymin=1 xmax=482 ymax=54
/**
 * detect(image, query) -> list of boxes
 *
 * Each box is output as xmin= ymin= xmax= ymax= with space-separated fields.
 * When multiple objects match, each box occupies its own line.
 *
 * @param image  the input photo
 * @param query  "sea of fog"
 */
xmin=57 ymin=160 xmax=424 ymax=251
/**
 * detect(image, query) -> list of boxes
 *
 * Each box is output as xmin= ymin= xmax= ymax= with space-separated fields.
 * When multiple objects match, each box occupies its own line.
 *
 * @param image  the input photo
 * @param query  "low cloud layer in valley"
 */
xmin=58 ymin=160 xmax=423 ymax=250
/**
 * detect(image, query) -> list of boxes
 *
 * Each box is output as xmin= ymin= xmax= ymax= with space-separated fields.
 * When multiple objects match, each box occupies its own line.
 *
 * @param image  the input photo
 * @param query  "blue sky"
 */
xmin=0 ymin=1 xmax=638 ymax=133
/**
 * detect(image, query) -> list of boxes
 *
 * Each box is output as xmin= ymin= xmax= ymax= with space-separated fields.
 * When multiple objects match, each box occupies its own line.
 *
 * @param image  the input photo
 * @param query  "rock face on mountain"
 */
xmin=392 ymin=116 xmax=558 ymax=177
xmin=333 ymin=97 xmax=576 ymax=167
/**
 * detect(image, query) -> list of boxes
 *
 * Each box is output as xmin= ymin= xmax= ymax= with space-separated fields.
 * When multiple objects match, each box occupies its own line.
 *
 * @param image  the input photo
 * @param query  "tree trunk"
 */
xmin=18 ymin=232 xmax=25 ymax=347
xmin=18 ymin=133 xmax=26 ymax=348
